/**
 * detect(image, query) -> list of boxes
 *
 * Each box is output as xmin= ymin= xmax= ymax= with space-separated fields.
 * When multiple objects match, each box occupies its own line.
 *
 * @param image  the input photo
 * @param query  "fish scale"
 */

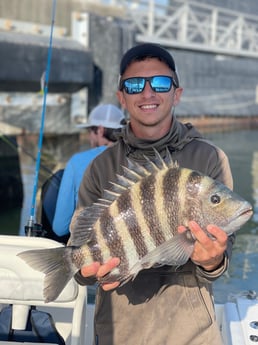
xmin=17 ymin=149 xmax=253 ymax=303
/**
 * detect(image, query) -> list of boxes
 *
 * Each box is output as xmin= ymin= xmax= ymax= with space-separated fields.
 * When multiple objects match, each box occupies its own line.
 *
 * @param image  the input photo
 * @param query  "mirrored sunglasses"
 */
xmin=119 ymin=75 xmax=177 ymax=94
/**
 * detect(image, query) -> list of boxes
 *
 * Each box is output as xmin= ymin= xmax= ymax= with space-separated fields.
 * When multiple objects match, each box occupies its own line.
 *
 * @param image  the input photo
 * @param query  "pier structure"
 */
xmin=0 ymin=0 xmax=258 ymax=136
xmin=1 ymin=0 xmax=258 ymax=212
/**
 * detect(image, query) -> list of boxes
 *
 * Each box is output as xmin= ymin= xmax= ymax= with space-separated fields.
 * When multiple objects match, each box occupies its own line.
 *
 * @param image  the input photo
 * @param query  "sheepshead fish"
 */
xmin=18 ymin=150 xmax=253 ymax=302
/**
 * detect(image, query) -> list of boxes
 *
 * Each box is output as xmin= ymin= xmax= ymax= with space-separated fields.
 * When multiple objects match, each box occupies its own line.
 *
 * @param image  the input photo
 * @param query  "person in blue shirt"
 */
xmin=52 ymin=104 xmax=125 ymax=238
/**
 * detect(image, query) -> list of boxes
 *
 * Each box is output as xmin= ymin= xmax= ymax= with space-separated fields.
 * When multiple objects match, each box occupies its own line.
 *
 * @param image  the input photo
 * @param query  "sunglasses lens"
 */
xmin=121 ymin=76 xmax=173 ymax=94
xmin=124 ymin=78 xmax=145 ymax=94
xmin=151 ymin=76 xmax=172 ymax=92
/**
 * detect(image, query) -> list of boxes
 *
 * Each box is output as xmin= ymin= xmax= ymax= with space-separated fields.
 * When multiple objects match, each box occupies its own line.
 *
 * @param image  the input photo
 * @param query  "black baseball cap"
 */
xmin=119 ymin=43 xmax=179 ymax=86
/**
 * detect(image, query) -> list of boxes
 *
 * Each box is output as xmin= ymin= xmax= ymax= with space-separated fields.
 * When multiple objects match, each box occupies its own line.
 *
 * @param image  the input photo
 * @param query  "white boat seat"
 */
xmin=0 ymin=235 xmax=87 ymax=345
xmin=0 ymin=236 xmax=77 ymax=302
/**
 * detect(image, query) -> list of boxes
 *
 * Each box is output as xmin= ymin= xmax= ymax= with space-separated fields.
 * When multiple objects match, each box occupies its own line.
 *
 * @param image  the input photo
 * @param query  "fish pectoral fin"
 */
xmin=154 ymin=231 xmax=195 ymax=266
xmin=130 ymin=232 xmax=195 ymax=277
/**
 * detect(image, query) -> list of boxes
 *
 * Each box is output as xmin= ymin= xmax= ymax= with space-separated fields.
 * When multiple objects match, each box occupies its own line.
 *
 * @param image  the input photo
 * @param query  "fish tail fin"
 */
xmin=17 ymin=246 xmax=77 ymax=303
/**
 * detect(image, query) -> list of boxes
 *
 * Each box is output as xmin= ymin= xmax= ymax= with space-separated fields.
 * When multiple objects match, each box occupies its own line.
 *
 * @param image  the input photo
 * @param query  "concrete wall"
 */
xmin=88 ymin=14 xmax=134 ymax=111
xmin=171 ymin=49 xmax=258 ymax=116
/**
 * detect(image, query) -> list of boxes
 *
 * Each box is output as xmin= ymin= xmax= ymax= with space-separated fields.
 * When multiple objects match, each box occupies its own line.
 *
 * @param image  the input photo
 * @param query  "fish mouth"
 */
xmin=241 ymin=208 xmax=253 ymax=218
xmin=237 ymin=206 xmax=253 ymax=221
xmin=223 ymin=205 xmax=253 ymax=233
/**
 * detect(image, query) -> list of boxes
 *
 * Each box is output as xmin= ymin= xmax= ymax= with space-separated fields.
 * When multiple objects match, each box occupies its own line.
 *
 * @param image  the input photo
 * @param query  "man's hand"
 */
xmin=178 ymin=221 xmax=227 ymax=271
xmin=80 ymin=257 xmax=120 ymax=291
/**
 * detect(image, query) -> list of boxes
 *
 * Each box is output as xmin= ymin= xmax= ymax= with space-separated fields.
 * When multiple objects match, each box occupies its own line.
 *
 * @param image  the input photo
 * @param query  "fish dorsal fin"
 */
xmin=102 ymin=189 xmax=120 ymax=202
xmin=144 ymin=148 xmax=168 ymax=171
xmin=122 ymin=164 xmax=149 ymax=183
xmin=115 ymin=174 xmax=135 ymax=188
xmin=163 ymin=148 xmax=179 ymax=168
xmin=152 ymin=147 xmax=179 ymax=169
xmin=109 ymin=181 xmax=128 ymax=194
xmin=126 ymin=159 xmax=150 ymax=177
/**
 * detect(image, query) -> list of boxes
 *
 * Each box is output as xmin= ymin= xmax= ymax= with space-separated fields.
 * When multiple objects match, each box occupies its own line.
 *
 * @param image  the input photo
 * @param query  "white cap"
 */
xmin=77 ymin=104 xmax=125 ymax=129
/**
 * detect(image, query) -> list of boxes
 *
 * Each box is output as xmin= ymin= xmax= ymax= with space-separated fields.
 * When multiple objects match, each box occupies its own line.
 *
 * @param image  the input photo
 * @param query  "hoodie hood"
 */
xmin=120 ymin=117 xmax=203 ymax=162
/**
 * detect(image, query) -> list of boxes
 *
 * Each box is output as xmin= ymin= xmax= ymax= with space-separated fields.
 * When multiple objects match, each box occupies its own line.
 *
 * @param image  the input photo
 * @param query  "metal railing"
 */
xmin=2 ymin=1 xmax=258 ymax=57
xmin=104 ymin=0 xmax=258 ymax=58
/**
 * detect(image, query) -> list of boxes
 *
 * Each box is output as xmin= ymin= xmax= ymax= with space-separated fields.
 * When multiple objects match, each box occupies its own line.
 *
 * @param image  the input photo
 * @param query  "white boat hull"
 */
xmin=0 ymin=235 xmax=257 ymax=345
xmin=216 ymin=293 xmax=258 ymax=345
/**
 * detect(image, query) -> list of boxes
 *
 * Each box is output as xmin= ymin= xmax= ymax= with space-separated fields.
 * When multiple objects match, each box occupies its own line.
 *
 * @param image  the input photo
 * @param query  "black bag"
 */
xmin=0 ymin=305 xmax=65 ymax=344
xmin=40 ymin=169 xmax=69 ymax=244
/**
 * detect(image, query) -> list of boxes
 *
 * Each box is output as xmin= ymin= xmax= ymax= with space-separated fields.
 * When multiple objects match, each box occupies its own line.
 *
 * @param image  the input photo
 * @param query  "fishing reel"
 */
xmin=25 ymin=221 xmax=47 ymax=237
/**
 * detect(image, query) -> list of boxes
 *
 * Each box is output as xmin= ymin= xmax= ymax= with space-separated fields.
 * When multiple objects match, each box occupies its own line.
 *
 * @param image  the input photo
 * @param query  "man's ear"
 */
xmin=173 ymin=87 xmax=183 ymax=106
xmin=116 ymin=90 xmax=126 ymax=109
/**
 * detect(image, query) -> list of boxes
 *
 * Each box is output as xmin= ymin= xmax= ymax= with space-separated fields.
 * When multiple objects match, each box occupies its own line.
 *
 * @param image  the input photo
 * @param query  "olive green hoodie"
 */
xmin=73 ymin=118 xmax=233 ymax=345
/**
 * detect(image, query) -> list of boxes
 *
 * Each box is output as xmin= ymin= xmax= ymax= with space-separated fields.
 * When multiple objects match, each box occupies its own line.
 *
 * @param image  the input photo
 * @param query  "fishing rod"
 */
xmin=25 ymin=0 xmax=57 ymax=237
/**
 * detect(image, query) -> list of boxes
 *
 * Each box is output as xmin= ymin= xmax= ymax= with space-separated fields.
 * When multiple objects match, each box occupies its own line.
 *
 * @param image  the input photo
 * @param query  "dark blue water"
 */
xmin=0 ymin=128 xmax=257 ymax=303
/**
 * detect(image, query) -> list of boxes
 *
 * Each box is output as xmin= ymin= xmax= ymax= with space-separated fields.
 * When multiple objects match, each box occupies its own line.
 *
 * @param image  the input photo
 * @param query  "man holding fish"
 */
xmin=73 ymin=43 xmax=246 ymax=345
xmin=19 ymin=43 xmax=253 ymax=344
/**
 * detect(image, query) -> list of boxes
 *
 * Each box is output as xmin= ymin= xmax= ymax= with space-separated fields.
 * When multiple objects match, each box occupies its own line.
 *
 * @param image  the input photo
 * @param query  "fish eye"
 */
xmin=211 ymin=194 xmax=221 ymax=204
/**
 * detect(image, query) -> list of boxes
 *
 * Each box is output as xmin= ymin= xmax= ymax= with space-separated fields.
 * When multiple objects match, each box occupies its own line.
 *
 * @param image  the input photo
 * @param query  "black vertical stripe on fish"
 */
xmin=184 ymin=171 xmax=204 ymax=221
xmin=163 ymin=168 xmax=180 ymax=234
xmin=139 ymin=174 xmax=166 ymax=246
xmin=99 ymin=206 xmax=129 ymax=266
xmin=117 ymin=189 xmax=149 ymax=259
xmin=186 ymin=171 xmax=203 ymax=195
